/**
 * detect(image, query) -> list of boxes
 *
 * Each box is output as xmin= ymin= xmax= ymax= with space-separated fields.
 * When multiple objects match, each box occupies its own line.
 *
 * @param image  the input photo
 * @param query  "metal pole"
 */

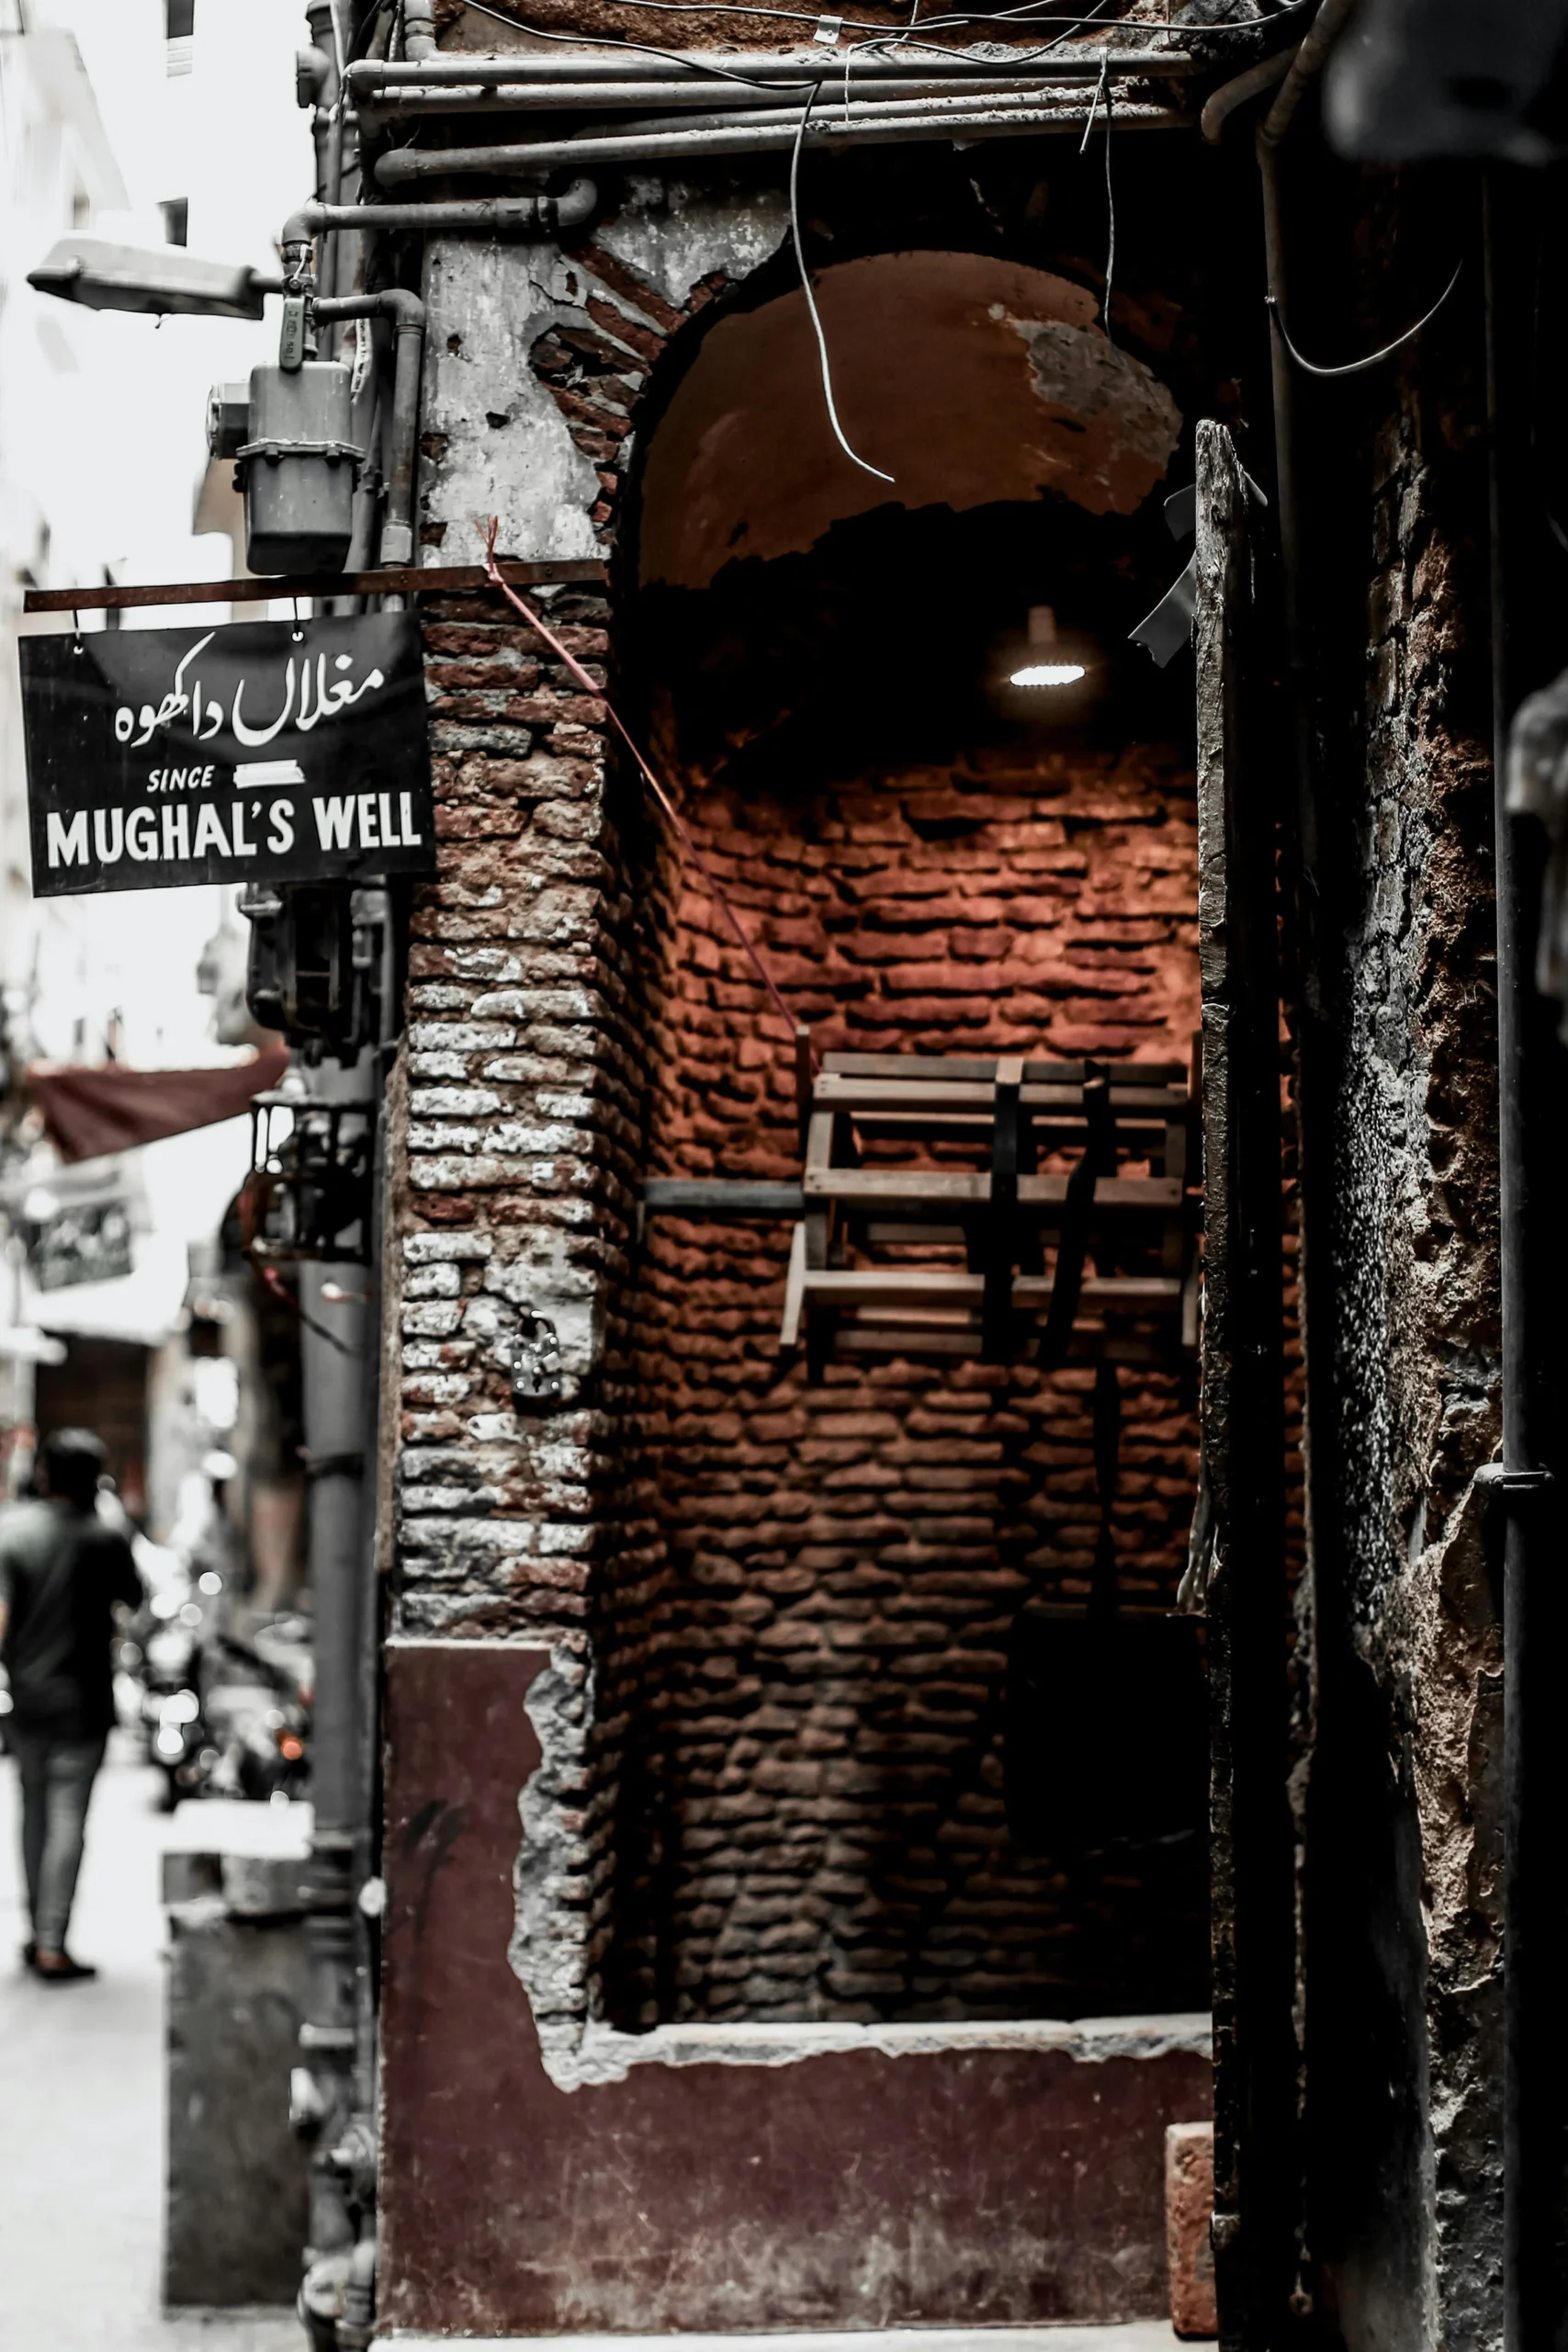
xmin=1485 ymin=169 xmax=1568 ymax=2352
xmin=297 ymin=1050 xmax=377 ymax=2351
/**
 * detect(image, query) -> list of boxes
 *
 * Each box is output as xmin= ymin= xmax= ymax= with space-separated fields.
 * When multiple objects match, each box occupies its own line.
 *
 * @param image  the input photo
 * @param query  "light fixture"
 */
xmin=28 ymin=234 xmax=280 ymax=320
xmin=1009 ymin=606 xmax=1088 ymax=690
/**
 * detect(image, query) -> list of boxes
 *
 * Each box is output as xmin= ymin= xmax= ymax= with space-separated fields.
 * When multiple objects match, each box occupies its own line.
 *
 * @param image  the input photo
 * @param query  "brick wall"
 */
xmin=399 ymin=209 xmax=1220 ymax=2045
xmin=395 ymin=580 xmax=635 ymax=2064
xmin=607 ymin=732 xmax=1210 ymax=2024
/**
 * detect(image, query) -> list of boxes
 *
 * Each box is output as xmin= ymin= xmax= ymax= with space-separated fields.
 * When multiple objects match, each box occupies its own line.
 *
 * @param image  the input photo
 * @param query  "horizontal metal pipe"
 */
xmin=358 ymin=74 xmax=1122 ymax=119
xmin=288 ymin=187 xmax=597 ymax=234
xmin=348 ymin=45 xmax=1205 ymax=90
xmin=594 ymin=85 xmax=1156 ymax=136
xmin=313 ymin=286 xmax=426 ymax=328
xmin=376 ymin=100 xmax=1186 ymax=182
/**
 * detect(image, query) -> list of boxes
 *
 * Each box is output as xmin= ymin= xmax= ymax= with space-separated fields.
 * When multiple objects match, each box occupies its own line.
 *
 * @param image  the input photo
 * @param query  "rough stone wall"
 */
xmin=394 ymin=576 xmax=626 ymax=2072
xmin=614 ymin=735 xmax=1208 ymax=2023
xmin=399 ymin=198 xmax=792 ymax=2075
xmin=1298 ymin=334 xmax=1501 ymax=2347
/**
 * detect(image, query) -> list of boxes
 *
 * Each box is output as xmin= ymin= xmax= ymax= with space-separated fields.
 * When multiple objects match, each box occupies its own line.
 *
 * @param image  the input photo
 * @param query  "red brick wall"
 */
xmin=614 ymin=733 xmax=1209 ymax=2023
xmin=398 ymin=221 xmax=1214 ymax=2039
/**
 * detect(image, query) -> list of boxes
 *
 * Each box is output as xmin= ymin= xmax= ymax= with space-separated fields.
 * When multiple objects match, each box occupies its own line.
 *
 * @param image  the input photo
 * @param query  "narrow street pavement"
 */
xmin=0 ymin=1733 xmax=299 ymax=2352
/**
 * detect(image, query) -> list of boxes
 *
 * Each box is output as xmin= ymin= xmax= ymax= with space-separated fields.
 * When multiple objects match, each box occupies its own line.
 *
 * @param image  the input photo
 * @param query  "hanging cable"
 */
xmin=457 ymin=0 xmax=1312 ymax=40
xmin=480 ymin=523 xmax=804 ymax=1048
xmin=1266 ymin=256 xmax=1463 ymax=379
xmin=447 ymin=6 xmax=816 ymax=86
xmin=460 ymin=0 xmax=1316 ymax=49
xmin=257 ymin=1261 xmax=364 ymax=1357
xmin=1078 ymin=52 xmax=1115 ymax=343
xmin=789 ymin=83 xmax=896 ymax=484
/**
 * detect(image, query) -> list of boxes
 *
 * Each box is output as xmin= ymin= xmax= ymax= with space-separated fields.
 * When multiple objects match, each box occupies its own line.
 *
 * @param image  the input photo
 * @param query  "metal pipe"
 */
xmin=306 ymin=3 xmax=345 ymax=309
xmin=1485 ymin=181 xmax=1529 ymax=2352
xmin=284 ymin=187 xmax=597 ymax=238
xmin=357 ymin=74 xmax=1134 ymax=120
xmin=591 ymin=84 xmax=1181 ymax=137
xmin=1483 ymin=168 xmax=1568 ymax=2352
xmin=1200 ymin=44 xmax=1294 ymax=144
xmin=401 ymin=0 xmax=436 ymax=59
xmin=374 ymin=99 xmax=1186 ymax=182
xmin=294 ymin=1057 xmax=375 ymax=2344
xmin=353 ymin=45 xmax=1206 ymax=89
xmin=1254 ymin=0 xmax=1359 ymax=968
xmin=1258 ymin=0 xmax=1358 ymax=146
xmin=314 ymin=288 xmax=425 ymax=574
xmin=1240 ymin=7 xmax=1354 ymax=2341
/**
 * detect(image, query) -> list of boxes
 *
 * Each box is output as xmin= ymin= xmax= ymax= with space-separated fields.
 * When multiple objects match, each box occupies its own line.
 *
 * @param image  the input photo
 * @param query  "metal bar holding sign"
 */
xmin=21 ymin=557 xmax=606 ymax=616
xmin=20 ymin=614 xmax=435 ymax=898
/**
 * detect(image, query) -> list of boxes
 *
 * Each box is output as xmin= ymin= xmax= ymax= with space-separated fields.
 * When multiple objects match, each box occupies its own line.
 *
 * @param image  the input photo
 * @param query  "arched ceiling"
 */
xmin=637 ymin=250 xmax=1183 ymax=591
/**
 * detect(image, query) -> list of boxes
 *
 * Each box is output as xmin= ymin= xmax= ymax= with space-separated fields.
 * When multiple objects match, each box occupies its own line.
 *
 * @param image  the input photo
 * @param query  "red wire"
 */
xmin=480 ymin=521 xmax=804 ymax=1052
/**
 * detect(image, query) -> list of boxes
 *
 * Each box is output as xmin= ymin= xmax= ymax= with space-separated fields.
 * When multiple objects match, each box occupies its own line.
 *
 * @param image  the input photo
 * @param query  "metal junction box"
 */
xmin=230 ymin=362 xmax=360 ymax=574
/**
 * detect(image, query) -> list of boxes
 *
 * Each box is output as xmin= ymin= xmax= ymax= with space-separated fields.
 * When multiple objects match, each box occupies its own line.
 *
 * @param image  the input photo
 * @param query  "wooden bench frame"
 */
xmin=779 ymin=1049 xmax=1199 ymax=1367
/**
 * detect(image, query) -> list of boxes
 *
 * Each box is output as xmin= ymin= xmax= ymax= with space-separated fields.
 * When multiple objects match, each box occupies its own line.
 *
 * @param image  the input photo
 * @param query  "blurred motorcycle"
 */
xmin=201 ymin=1616 xmax=312 ymax=1803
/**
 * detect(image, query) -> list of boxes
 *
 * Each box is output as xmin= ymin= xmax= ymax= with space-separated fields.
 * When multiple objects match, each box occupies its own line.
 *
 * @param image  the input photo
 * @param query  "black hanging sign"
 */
xmin=21 ymin=614 xmax=435 ymax=898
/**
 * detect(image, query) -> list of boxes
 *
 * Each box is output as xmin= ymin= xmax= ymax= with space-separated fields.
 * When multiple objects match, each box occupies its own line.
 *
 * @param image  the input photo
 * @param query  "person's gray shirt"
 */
xmin=0 ymin=1498 xmax=141 ymax=1738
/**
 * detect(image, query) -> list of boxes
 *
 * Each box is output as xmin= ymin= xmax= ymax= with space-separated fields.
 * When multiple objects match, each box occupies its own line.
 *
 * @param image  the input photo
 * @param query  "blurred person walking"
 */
xmin=0 ymin=1429 xmax=141 ymax=1980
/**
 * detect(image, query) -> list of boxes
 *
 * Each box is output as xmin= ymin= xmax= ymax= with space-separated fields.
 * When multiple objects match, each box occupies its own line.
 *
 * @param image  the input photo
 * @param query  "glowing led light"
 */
xmin=1010 ymin=661 xmax=1087 ymax=688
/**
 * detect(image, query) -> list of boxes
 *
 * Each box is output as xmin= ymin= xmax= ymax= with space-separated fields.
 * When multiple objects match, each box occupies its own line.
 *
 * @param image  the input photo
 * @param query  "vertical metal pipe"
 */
xmin=297 ymin=1055 xmax=375 ymax=2345
xmin=381 ymin=320 xmax=423 ymax=575
xmin=1483 ymin=172 xmax=1568 ymax=2352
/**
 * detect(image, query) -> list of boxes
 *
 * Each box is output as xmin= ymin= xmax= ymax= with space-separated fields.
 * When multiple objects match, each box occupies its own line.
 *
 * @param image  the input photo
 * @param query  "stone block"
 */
xmin=1166 ymin=2120 xmax=1218 ymax=2338
xmin=164 ymin=1899 xmax=308 ymax=2307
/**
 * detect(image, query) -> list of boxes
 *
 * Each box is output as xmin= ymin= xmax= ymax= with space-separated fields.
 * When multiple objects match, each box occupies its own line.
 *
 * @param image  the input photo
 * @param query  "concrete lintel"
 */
xmin=557 ymin=2009 xmax=1213 ymax=2087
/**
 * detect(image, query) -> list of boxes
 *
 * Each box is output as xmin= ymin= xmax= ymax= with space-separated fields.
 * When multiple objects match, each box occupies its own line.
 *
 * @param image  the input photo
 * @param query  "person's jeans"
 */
xmin=8 ymin=1727 xmax=107 ymax=1953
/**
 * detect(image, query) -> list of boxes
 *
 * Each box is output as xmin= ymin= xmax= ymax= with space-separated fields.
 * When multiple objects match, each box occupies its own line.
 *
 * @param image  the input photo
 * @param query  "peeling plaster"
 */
xmin=1004 ymin=311 xmax=1181 ymax=514
xmin=508 ymin=1640 xmax=598 ymax=2081
xmin=596 ymin=176 xmax=789 ymax=307
xmin=421 ymin=239 xmax=602 ymax=564
xmin=556 ymin=2010 xmax=1213 ymax=2092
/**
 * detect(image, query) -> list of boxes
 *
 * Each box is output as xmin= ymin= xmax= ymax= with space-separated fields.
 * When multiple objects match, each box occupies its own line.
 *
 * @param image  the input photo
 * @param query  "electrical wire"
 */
xmin=457 ymin=0 xmax=1311 ymax=49
xmin=257 ymin=1261 xmax=365 ymax=1357
xmin=1266 ymin=256 xmax=1463 ymax=379
xmin=789 ymin=82 xmax=896 ymax=483
xmin=1078 ymin=51 xmax=1114 ymax=341
xmin=444 ymin=3 xmax=817 ymax=85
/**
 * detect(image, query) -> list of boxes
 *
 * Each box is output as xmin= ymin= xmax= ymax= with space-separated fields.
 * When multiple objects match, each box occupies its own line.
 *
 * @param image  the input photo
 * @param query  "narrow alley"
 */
xmin=0 ymin=1738 xmax=299 ymax=2352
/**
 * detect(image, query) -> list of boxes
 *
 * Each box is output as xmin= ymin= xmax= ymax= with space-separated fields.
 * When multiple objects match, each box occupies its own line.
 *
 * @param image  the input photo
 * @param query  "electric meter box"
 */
xmin=234 ymin=362 xmax=360 ymax=575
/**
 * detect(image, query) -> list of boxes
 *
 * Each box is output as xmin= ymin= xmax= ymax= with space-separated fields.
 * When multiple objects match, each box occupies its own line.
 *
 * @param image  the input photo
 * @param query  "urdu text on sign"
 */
xmin=20 ymin=613 xmax=435 ymax=898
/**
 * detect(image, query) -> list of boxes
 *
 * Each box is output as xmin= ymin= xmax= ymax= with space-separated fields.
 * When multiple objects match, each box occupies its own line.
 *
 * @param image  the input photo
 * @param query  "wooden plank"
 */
xmin=779 ymin=1221 xmax=807 ymax=1350
xmin=800 ymin=1270 xmax=1181 ymax=1308
xmin=829 ymin=1324 xmax=1171 ymax=1364
xmin=820 ymin=1051 xmax=1187 ymax=1084
xmin=802 ymin=1170 xmax=1183 ymax=1209
xmin=803 ymin=1108 xmax=836 ymax=1271
xmin=847 ymin=1114 xmax=1178 ymax=1145
xmin=863 ymin=1223 xmax=968 ymax=1247
xmin=794 ymin=1023 xmax=815 ymax=1152
xmin=22 ymin=556 xmax=607 ymax=615
xmin=813 ymin=1076 xmax=1188 ymax=1114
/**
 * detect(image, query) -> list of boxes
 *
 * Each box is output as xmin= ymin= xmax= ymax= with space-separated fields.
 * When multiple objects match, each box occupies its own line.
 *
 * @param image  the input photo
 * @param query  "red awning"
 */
xmin=27 ymin=1045 xmax=290 ymax=1164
